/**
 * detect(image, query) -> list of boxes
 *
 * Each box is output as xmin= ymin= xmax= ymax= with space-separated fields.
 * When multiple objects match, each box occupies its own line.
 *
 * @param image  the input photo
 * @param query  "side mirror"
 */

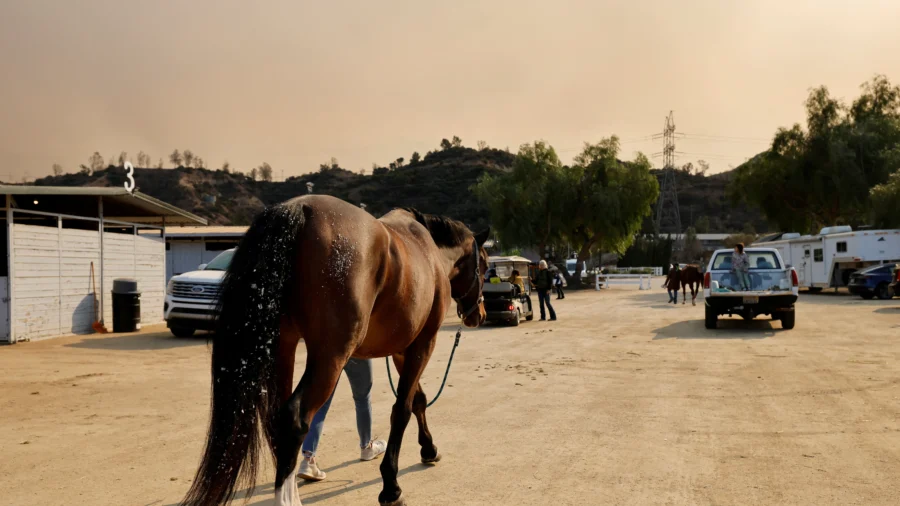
xmin=198 ymin=263 xmax=208 ymax=270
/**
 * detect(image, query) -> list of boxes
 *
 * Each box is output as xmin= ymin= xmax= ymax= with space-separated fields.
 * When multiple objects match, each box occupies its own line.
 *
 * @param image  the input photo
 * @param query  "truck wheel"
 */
xmin=704 ymin=305 xmax=717 ymax=329
xmin=525 ymin=312 xmax=534 ymax=321
xmin=171 ymin=326 xmax=195 ymax=338
xmin=510 ymin=312 xmax=521 ymax=326
xmin=876 ymin=283 xmax=894 ymax=300
xmin=780 ymin=311 xmax=795 ymax=330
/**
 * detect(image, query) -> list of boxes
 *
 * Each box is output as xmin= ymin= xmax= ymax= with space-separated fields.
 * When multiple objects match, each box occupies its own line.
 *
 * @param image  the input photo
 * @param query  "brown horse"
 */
xmin=180 ymin=195 xmax=489 ymax=506
xmin=681 ymin=264 xmax=703 ymax=305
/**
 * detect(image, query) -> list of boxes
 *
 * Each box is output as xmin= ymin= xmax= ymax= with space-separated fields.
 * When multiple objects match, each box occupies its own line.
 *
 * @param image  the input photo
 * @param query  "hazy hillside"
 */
xmin=30 ymin=147 xmax=766 ymax=233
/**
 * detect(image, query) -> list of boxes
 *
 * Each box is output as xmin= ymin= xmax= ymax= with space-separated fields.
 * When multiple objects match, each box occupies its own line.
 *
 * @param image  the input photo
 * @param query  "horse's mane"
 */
xmin=401 ymin=208 xmax=470 ymax=247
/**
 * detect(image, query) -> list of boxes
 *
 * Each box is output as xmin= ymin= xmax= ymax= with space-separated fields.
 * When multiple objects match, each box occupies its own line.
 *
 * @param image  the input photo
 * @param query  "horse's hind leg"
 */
xmin=691 ymin=283 xmax=698 ymax=306
xmin=273 ymin=345 xmax=347 ymax=506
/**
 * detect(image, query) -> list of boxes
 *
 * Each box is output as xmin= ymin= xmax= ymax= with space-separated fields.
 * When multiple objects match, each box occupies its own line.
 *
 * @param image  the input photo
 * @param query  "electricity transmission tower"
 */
xmin=653 ymin=111 xmax=683 ymax=236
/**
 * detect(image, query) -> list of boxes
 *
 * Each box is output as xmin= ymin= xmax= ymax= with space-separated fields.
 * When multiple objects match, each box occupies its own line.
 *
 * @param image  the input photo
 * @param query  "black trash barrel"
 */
xmin=112 ymin=278 xmax=141 ymax=332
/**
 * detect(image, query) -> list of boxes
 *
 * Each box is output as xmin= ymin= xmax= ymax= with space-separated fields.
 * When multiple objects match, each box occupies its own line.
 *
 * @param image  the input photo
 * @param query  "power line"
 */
xmin=679 ymin=132 xmax=770 ymax=142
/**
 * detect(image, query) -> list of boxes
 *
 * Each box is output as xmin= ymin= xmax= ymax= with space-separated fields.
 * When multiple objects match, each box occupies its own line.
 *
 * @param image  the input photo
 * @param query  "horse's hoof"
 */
xmin=422 ymin=453 xmax=442 ymax=465
xmin=379 ymin=492 xmax=405 ymax=506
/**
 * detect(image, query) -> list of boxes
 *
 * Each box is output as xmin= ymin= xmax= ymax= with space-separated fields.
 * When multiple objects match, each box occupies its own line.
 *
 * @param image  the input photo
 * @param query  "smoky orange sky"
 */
xmin=2 ymin=0 xmax=899 ymax=182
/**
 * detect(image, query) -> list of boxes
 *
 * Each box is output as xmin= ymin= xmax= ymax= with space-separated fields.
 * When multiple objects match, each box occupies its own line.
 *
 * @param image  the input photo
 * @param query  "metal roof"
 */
xmin=165 ymin=226 xmax=248 ymax=238
xmin=0 ymin=185 xmax=207 ymax=225
xmin=488 ymin=255 xmax=534 ymax=264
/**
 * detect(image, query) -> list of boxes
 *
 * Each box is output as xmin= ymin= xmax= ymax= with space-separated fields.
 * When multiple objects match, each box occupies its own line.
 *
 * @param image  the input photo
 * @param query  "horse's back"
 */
xmin=284 ymin=196 xmax=448 ymax=357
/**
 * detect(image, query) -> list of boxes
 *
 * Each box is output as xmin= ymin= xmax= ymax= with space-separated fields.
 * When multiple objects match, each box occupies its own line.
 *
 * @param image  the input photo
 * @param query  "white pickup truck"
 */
xmin=163 ymin=248 xmax=233 ymax=337
xmin=703 ymin=247 xmax=799 ymax=330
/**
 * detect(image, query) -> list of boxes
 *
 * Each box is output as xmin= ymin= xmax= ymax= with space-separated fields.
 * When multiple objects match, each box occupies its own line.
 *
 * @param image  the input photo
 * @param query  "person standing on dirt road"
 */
xmin=533 ymin=260 xmax=557 ymax=321
xmin=297 ymin=358 xmax=387 ymax=482
xmin=554 ymin=270 xmax=566 ymax=300
xmin=665 ymin=263 xmax=681 ymax=304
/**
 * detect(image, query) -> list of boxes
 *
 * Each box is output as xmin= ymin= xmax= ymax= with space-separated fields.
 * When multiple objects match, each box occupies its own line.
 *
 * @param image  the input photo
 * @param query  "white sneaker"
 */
xmin=360 ymin=439 xmax=387 ymax=461
xmin=298 ymin=455 xmax=326 ymax=482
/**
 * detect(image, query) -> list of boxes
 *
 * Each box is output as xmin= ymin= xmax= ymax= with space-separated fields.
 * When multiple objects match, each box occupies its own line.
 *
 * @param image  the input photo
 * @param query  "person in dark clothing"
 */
xmin=533 ymin=260 xmax=557 ymax=321
xmin=664 ymin=263 xmax=681 ymax=304
xmin=554 ymin=270 xmax=566 ymax=299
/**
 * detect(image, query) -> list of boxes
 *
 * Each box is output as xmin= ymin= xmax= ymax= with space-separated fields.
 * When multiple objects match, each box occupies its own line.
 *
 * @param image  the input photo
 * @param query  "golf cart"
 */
xmin=482 ymin=256 xmax=535 ymax=326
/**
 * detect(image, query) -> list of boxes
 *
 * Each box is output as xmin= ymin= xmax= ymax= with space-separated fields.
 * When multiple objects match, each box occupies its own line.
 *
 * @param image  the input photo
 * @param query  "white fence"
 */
xmin=595 ymin=274 xmax=652 ymax=291
xmin=605 ymin=266 xmax=663 ymax=276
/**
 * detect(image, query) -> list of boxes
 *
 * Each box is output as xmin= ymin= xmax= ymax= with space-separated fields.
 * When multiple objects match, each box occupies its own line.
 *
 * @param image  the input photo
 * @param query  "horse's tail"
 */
xmin=181 ymin=202 xmax=306 ymax=506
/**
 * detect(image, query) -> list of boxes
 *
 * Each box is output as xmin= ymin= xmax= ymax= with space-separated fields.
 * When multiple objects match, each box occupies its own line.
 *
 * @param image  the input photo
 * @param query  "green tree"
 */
xmin=870 ymin=170 xmax=900 ymax=227
xmin=560 ymin=137 xmax=660 ymax=283
xmin=451 ymin=136 xmax=462 ymax=148
xmin=88 ymin=152 xmax=104 ymax=173
xmin=410 ymin=151 xmax=421 ymax=164
xmin=52 ymin=163 xmax=63 ymax=176
xmin=440 ymin=138 xmax=452 ymax=150
xmin=472 ymin=141 xmax=567 ymax=257
xmin=258 ymin=162 xmax=273 ymax=181
xmin=682 ymin=226 xmax=701 ymax=262
xmin=731 ymin=76 xmax=900 ymax=233
xmin=694 ymin=215 xmax=710 ymax=233
xmin=183 ymin=150 xmax=195 ymax=168
xmin=169 ymin=149 xmax=183 ymax=167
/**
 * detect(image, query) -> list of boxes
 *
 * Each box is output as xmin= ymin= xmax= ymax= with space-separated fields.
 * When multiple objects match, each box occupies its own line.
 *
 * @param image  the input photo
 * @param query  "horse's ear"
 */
xmin=474 ymin=228 xmax=491 ymax=247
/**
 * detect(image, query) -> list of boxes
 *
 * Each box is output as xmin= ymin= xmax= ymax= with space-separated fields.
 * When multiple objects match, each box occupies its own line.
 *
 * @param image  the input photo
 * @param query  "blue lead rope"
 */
xmin=385 ymin=327 xmax=462 ymax=408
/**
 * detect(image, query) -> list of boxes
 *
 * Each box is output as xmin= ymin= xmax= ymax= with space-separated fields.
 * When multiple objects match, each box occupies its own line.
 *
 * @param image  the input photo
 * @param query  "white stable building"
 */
xmin=165 ymin=226 xmax=247 ymax=282
xmin=0 ymin=186 xmax=206 ymax=343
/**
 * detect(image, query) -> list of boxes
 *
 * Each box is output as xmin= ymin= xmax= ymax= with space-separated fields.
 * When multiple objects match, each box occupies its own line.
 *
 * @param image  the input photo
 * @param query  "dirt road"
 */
xmin=2 ymin=285 xmax=899 ymax=505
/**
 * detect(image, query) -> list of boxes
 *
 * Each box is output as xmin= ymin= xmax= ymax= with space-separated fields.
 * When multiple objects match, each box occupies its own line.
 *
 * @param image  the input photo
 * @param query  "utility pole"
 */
xmin=654 ymin=111 xmax=683 ymax=237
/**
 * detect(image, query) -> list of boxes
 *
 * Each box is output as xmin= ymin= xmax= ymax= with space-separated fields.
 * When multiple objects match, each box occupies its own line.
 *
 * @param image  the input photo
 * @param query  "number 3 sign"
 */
xmin=123 ymin=161 xmax=136 ymax=193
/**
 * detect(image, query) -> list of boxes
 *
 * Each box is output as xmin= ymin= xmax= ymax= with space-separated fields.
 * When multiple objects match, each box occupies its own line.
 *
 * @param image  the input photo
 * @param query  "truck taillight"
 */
xmin=508 ymin=303 xmax=515 ymax=311
xmin=703 ymin=272 xmax=711 ymax=289
xmin=895 ymin=269 xmax=900 ymax=282
xmin=790 ymin=269 xmax=799 ymax=287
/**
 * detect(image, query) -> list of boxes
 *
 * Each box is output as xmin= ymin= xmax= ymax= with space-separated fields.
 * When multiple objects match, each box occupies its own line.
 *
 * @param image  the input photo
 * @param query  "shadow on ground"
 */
xmin=188 ymin=462 xmax=434 ymax=506
xmin=65 ymin=331 xmax=211 ymax=351
xmin=653 ymin=318 xmax=778 ymax=340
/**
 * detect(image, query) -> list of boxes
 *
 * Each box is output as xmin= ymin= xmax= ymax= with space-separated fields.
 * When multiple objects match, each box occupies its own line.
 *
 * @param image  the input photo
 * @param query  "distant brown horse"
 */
xmin=180 ymin=195 xmax=489 ymax=506
xmin=681 ymin=265 xmax=703 ymax=305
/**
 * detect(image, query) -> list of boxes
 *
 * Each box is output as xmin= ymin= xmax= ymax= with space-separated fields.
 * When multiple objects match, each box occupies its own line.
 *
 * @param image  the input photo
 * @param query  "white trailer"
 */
xmin=759 ymin=226 xmax=900 ymax=290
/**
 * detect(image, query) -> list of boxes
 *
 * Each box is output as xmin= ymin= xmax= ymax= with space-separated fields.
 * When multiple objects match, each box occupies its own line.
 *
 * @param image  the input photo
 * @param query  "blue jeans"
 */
xmin=735 ymin=271 xmax=751 ymax=290
xmin=302 ymin=357 xmax=373 ymax=456
xmin=537 ymin=289 xmax=557 ymax=320
xmin=668 ymin=289 xmax=678 ymax=302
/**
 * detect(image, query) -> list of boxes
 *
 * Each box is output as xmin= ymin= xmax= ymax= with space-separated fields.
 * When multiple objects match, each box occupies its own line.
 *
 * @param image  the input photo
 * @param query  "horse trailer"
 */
xmin=758 ymin=226 xmax=900 ymax=290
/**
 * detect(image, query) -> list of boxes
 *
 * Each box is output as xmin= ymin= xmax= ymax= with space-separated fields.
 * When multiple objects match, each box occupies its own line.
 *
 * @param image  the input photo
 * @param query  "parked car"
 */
xmin=847 ymin=263 xmax=898 ymax=300
xmin=703 ymin=248 xmax=799 ymax=330
xmin=891 ymin=266 xmax=900 ymax=299
xmin=164 ymin=248 xmax=233 ymax=337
